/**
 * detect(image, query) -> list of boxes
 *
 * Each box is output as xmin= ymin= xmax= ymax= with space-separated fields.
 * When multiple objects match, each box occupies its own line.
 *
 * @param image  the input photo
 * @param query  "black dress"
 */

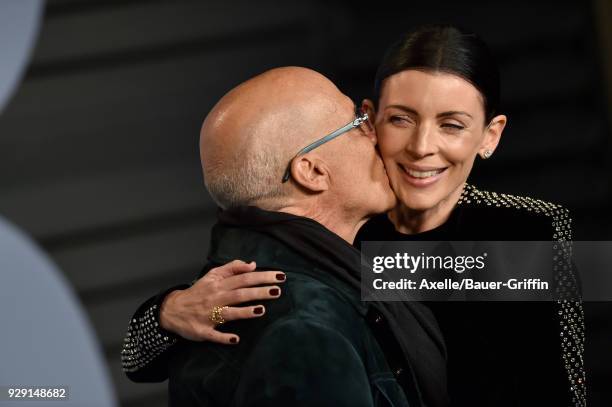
xmin=356 ymin=183 xmax=586 ymax=406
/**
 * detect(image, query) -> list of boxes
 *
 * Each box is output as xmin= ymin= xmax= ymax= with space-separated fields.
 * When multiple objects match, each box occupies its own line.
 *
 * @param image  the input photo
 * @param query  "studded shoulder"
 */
xmin=457 ymin=183 xmax=571 ymax=239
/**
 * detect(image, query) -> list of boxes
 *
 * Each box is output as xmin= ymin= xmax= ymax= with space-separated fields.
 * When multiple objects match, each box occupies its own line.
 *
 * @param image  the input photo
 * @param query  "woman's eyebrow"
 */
xmin=385 ymin=106 xmax=473 ymax=120
xmin=437 ymin=111 xmax=473 ymax=119
xmin=384 ymin=104 xmax=418 ymax=115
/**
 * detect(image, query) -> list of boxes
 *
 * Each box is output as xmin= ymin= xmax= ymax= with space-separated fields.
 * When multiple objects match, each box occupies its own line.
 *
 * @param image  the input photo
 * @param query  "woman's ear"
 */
xmin=479 ymin=114 xmax=507 ymax=159
xmin=288 ymin=154 xmax=330 ymax=193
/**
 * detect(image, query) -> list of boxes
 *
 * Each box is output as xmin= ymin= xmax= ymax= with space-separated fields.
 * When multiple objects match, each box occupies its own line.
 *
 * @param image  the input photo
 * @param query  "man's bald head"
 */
xmin=201 ymin=67 xmax=353 ymax=209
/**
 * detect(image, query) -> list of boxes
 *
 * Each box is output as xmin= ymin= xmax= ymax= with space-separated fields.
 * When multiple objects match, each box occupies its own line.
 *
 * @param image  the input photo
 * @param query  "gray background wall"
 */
xmin=0 ymin=0 xmax=609 ymax=406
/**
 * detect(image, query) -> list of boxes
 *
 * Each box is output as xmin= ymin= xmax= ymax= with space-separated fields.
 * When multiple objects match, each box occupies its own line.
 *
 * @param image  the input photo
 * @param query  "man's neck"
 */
xmin=276 ymin=203 xmax=366 ymax=244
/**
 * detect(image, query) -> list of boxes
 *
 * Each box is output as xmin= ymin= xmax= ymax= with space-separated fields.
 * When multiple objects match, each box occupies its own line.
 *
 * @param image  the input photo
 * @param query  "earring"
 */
xmin=483 ymin=150 xmax=492 ymax=159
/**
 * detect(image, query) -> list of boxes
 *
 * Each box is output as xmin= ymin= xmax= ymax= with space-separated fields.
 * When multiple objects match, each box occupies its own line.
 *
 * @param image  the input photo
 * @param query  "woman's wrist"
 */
xmin=159 ymin=289 xmax=183 ymax=333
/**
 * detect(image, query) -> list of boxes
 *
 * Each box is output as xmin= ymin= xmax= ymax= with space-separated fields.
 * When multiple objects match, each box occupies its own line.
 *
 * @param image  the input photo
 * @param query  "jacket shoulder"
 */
xmin=283 ymin=271 xmax=366 ymax=334
xmin=457 ymin=184 xmax=572 ymax=241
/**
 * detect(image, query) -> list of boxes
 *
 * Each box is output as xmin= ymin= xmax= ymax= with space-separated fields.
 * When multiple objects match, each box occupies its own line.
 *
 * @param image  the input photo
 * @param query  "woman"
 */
xmin=356 ymin=25 xmax=585 ymax=406
xmin=122 ymin=25 xmax=585 ymax=406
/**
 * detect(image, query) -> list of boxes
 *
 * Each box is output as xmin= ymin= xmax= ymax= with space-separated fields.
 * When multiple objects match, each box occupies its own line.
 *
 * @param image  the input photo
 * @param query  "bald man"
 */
xmin=122 ymin=67 xmax=418 ymax=406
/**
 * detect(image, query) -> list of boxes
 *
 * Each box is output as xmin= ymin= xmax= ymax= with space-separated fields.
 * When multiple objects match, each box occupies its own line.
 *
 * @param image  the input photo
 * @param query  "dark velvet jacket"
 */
xmin=166 ymin=208 xmax=417 ymax=407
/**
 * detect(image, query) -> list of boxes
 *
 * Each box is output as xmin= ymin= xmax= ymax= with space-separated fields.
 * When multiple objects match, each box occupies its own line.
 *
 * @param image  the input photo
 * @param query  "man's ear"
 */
xmin=362 ymin=98 xmax=377 ymax=122
xmin=360 ymin=98 xmax=379 ymax=145
xmin=479 ymin=114 xmax=507 ymax=159
xmin=288 ymin=154 xmax=330 ymax=192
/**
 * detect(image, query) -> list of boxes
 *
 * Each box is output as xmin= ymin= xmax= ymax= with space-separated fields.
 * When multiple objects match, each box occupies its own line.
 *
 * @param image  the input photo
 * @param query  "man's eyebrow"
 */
xmin=437 ymin=111 xmax=473 ymax=119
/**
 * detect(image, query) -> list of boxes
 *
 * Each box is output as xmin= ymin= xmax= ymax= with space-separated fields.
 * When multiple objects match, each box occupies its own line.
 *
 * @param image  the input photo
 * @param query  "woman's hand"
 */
xmin=159 ymin=260 xmax=284 ymax=344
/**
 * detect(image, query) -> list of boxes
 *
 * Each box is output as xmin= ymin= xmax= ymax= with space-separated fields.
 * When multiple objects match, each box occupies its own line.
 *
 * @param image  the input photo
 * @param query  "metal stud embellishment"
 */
xmin=457 ymin=183 xmax=586 ymax=406
xmin=121 ymin=304 xmax=177 ymax=373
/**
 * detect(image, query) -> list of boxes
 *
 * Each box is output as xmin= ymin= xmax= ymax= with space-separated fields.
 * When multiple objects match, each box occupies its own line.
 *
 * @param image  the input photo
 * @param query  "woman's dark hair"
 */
xmin=373 ymin=24 xmax=501 ymax=123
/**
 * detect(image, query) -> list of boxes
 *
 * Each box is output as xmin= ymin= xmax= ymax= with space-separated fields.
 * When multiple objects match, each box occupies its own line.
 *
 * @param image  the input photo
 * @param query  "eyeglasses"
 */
xmin=281 ymin=106 xmax=373 ymax=183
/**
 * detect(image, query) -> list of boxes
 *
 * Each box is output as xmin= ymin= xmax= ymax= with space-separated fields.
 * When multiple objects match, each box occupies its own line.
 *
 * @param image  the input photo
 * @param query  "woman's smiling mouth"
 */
xmin=398 ymin=163 xmax=448 ymax=187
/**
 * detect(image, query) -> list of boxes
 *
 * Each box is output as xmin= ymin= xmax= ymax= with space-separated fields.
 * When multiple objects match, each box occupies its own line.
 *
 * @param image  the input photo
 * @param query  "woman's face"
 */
xmin=369 ymin=69 xmax=505 ymax=212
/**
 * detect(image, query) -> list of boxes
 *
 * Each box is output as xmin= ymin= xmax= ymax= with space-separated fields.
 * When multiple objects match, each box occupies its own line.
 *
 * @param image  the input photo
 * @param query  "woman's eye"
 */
xmin=441 ymin=123 xmax=465 ymax=131
xmin=389 ymin=116 xmax=413 ymax=126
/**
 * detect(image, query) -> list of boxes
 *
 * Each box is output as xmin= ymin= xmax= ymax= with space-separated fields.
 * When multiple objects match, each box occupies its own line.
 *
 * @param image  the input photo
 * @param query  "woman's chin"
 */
xmin=396 ymin=191 xmax=441 ymax=212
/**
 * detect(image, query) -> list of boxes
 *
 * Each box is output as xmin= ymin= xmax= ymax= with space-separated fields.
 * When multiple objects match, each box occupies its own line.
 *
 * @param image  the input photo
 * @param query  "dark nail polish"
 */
xmin=276 ymin=273 xmax=286 ymax=281
xmin=269 ymin=288 xmax=280 ymax=296
xmin=229 ymin=337 xmax=238 ymax=344
xmin=254 ymin=306 xmax=264 ymax=315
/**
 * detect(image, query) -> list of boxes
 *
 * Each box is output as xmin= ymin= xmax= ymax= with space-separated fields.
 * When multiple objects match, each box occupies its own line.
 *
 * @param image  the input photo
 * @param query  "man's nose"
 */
xmin=406 ymin=123 xmax=436 ymax=158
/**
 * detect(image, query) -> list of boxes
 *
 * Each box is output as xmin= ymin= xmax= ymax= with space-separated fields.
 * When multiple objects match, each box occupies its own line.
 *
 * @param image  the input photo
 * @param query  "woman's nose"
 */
xmin=406 ymin=123 xmax=436 ymax=158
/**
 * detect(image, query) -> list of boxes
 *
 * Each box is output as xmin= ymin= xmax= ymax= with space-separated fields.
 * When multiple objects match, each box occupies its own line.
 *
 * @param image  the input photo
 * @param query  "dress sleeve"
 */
xmin=552 ymin=206 xmax=587 ymax=406
xmin=121 ymin=284 xmax=190 ymax=382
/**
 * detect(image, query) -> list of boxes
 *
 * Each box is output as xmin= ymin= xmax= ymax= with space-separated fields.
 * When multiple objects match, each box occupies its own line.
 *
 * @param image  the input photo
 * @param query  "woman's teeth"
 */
xmin=405 ymin=167 xmax=444 ymax=178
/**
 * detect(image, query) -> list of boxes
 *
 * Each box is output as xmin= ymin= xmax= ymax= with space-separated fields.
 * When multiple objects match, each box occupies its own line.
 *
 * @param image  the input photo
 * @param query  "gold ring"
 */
xmin=209 ymin=305 xmax=228 ymax=325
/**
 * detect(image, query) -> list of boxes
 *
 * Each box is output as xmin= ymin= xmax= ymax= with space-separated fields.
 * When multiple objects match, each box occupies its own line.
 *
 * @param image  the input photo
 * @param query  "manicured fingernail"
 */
xmin=269 ymin=288 xmax=280 ymax=296
xmin=230 ymin=337 xmax=238 ymax=344
xmin=254 ymin=306 xmax=264 ymax=315
xmin=276 ymin=273 xmax=286 ymax=281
